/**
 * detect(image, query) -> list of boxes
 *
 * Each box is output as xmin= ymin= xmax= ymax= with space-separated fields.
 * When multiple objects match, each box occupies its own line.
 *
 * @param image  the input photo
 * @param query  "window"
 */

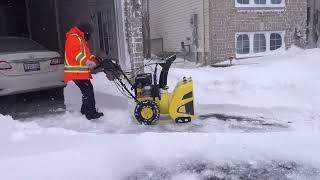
xmin=270 ymin=33 xmax=282 ymax=51
xmin=237 ymin=0 xmax=249 ymax=4
xmin=271 ymin=0 xmax=282 ymax=4
xmin=254 ymin=34 xmax=266 ymax=53
xmin=235 ymin=32 xmax=284 ymax=58
xmin=235 ymin=0 xmax=285 ymax=7
xmin=236 ymin=34 xmax=250 ymax=54
xmin=254 ymin=0 xmax=266 ymax=4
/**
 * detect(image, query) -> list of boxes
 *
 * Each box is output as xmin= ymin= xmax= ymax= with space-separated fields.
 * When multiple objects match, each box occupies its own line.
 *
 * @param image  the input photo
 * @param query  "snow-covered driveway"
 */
xmin=1 ymin=47 xmax=320 ymax=179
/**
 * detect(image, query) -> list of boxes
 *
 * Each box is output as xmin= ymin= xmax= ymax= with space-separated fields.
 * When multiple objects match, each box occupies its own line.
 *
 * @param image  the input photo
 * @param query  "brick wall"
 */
xmin=124 ymin=0 xmax=144 ymax=70
xmin=209 ymin=0 xmax=307 ymax=64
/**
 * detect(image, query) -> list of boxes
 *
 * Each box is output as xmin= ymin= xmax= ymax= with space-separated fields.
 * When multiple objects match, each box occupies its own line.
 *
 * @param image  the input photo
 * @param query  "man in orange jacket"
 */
xmin=64 ymin=22 xmax=104 ymax=120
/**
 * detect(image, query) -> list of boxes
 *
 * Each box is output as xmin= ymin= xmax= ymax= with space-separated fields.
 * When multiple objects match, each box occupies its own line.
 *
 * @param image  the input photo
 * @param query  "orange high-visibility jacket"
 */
xmin=64 ymin=27 xmax=97 ymax=83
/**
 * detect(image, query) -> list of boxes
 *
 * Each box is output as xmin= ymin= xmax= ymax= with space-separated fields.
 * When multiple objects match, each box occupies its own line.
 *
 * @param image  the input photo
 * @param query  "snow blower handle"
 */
xmin=95 ymin=56 xmax=104 ymax=65
xmin=102 ymin=58 xmax=124 ymax=81
xmin=101 ymin=58 xmax=138 ymax=102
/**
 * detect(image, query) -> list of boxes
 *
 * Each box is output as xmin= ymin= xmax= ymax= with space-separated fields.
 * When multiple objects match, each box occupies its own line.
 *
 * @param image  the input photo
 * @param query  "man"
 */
xmin=64 ymin=22 xmax=104 ymax=120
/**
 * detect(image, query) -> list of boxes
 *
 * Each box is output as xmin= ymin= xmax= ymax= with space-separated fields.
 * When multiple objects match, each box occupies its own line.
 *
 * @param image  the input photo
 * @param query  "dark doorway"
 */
xmin=96 ymin=7 xmax=119 ymax=59
xmin=27 ymin=0 xmax=60 ymax=52
xmin=91 ymin=0 xmax=119 ymax=60
xmin=0 ymin=0 xmax=29 ymax=37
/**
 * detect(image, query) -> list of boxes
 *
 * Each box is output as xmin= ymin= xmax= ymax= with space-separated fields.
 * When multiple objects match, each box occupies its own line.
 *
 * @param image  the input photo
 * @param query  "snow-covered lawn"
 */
xmin=1 ymin=47 xmax=320 ymax=179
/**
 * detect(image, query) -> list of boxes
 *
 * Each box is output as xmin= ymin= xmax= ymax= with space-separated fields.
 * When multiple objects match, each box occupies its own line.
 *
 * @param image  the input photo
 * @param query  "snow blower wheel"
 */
xmin=134 ymin=100 xmax=160 ymax=125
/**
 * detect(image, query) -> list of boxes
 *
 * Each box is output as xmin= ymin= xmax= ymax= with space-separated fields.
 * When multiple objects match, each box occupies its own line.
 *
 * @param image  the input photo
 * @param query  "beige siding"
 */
xmin=149 ymin=0 xmax=209 ymax=53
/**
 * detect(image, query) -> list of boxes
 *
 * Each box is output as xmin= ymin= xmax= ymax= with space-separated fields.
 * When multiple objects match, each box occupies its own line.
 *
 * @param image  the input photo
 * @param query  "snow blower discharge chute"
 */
xmin=101 ymin=55 xmax=195 ymax=125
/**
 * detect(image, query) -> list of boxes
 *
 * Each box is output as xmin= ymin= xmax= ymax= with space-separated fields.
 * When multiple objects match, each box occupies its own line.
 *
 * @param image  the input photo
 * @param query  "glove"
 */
xmin=86 ymin=60 xmax=97 ymax=70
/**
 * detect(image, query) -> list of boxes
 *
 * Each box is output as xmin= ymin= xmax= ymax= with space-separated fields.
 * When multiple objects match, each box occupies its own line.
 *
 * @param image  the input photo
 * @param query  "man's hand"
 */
xmin=86 ymin=60 xmax=97 ymax=70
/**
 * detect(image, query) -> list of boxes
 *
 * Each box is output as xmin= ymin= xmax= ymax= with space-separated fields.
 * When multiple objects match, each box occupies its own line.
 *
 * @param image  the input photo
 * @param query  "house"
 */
xmin=0 ymin=0 xmax=145 ymax=70
xmin=0 ymin=0 xmax=309 ymax=67
xmin=149 ymin=0 xmax=308 ymax=64
xmin=307 ymin=0 xmax=320 ymax=48
xmin=149 ymin=0 xmax=210 ymax=63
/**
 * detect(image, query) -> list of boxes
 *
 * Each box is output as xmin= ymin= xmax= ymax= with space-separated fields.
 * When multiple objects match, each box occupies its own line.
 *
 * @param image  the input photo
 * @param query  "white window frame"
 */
xmin=235 ymin=31 xmax=285 ymax=58
xmin=235 ymin=0 xmax=286 ymax=8
xmin=253 ymin=33 xmax=267 ymax=53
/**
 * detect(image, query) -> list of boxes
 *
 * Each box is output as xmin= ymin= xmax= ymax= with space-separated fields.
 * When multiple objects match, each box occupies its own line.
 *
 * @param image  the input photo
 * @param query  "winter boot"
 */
xmin=81 ymin=108 xmax=86 ymax=115
xmin=86 ymin=111 xmax=104 ymax=120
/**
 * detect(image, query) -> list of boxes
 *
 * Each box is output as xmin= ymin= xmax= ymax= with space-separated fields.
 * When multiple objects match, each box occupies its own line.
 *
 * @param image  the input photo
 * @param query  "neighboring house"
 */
xmin=149 ymin=0 xmax=307 ymax=64
xmin=307 ymin=0 xmax=320 ymax=48
xmin=149 ymin=0 xmax=210 ymax=63
xmin=1 ymin=0 xmax=145 ymax=70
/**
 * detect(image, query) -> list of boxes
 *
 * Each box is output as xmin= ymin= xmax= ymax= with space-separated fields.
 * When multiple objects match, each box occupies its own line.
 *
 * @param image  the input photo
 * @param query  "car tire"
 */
xmin=0 ymin=95 xmax=17 ymax=116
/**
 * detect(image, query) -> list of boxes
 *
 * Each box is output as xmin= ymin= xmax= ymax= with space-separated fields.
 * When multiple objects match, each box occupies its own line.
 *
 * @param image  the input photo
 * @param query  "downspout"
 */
xmin=202 ymin=0 xmax=207 ymax=65
xmin=25 ymin=0 xmax=32 ymax=38
xmin=54 ymin=0 xmax=63 ymax=54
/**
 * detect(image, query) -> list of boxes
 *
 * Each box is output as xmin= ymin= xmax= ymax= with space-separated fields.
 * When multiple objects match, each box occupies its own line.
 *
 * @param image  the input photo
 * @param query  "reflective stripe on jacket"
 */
xmin=64 ymin=27 xmax=97 ymax=83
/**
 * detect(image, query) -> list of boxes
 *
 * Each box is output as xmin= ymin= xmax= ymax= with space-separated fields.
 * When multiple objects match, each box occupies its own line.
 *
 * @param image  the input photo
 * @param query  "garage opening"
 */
xmin=0 ymin=0 xmax=124 ymax=118
xmin=1 ymin=0 xmax=121 ymax=59
xmin=57 ymin=0 xmax=120 ymax=60
xmin=0 ymin=0 xmax=29 ymax=37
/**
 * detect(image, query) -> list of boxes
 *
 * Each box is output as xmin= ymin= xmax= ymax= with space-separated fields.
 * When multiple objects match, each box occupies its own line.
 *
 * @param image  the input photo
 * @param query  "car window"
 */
xmin=0 ymin=38 xmax=47 ymax=53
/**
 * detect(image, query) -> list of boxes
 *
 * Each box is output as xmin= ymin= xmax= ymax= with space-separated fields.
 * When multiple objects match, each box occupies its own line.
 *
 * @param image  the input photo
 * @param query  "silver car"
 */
xmin=0 ymin=37 xmax=65 ymax=96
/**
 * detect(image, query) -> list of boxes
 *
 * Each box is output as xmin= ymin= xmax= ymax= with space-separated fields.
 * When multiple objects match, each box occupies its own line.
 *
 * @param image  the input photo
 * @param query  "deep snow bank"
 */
xmin=168 ymin=47 xmax=320 ymax=111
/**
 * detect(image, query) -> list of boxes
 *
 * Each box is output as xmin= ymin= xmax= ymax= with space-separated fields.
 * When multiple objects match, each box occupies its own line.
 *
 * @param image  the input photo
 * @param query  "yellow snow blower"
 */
xmin=102 ymin=54 xmax=195 ymax=125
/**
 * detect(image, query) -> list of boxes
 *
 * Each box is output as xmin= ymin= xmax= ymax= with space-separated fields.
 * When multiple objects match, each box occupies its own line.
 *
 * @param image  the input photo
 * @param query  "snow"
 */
xmin=170 ymin=47 xmax=320 ymax=110
xmin=1 ymin=47 xmax=320 ymax=179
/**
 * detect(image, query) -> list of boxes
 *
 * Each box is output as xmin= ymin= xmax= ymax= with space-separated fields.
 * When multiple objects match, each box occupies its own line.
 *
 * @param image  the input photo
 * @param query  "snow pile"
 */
xmin=0 ymin=114 xmax=78 ymax=143
xmin=169 ymin=47 xmax=320 ymax=111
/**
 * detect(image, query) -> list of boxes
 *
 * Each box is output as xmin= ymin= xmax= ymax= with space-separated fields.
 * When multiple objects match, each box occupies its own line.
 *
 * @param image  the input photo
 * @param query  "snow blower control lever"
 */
xmin=102 ymin=54 xmax=195 ymax=125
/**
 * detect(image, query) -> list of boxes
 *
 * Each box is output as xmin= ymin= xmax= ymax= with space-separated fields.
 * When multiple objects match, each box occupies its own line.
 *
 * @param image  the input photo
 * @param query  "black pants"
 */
xmin=73 ymin=80 xmax=96 ymax=115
